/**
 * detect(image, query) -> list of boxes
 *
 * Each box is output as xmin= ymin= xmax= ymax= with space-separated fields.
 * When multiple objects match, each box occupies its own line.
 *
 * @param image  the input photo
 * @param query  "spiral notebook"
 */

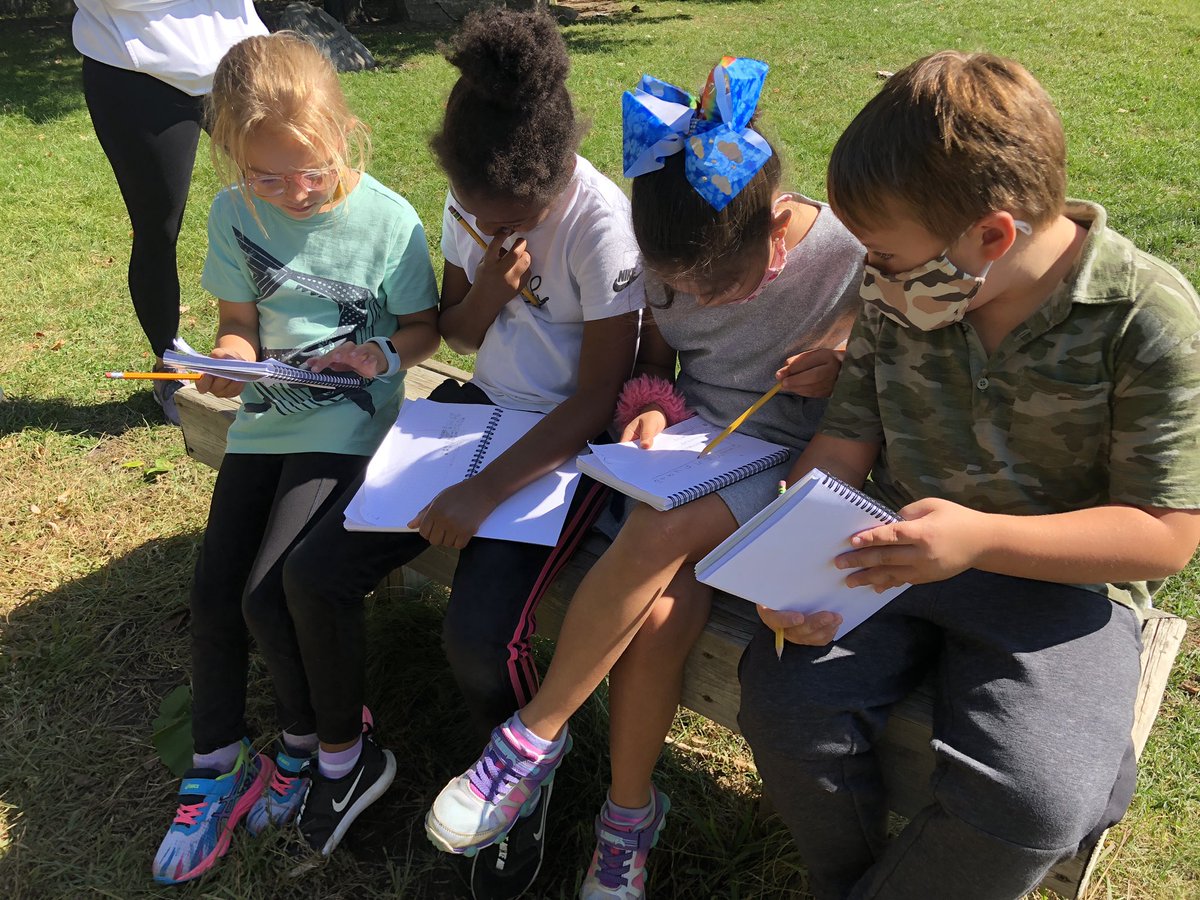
xmin=343 ymin=399 xmax=581 ymax=546
xmin=695 ymin=467 xmax=908 ymax=639
xmin=574 ymin=416 xmax=791 ymax=512
xmin=163 ymin=339 xmax=366 ymax=390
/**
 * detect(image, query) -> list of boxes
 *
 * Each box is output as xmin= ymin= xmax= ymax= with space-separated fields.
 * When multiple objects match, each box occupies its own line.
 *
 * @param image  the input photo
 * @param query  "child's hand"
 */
xmin=408 ymin=478 xmax=501 ymax=549
xmin=756 ymin=605 xmax=842 ymax=647
xmin=473 ymin=232 xmax=532 ymax=307
xmin=775 ymin=348 xmax=844 ymax=398
xmin=836 ymin=497 xmax=989 ymax=591
xmin=620 ymin=406 xmax=668 ymax=449
xmin=197 ymin=347 xmax=252 ymax=398
xmin=308 ymin=341 xmax=386 ymax=378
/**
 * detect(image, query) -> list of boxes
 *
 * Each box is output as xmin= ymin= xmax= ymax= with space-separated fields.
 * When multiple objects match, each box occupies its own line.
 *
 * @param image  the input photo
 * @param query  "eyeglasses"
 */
xmin=245 ymin=168 xmax=338 ymax=198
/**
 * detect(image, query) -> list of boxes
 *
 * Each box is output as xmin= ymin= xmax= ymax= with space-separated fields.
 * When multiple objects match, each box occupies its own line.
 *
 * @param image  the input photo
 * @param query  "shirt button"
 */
xmin=976 ymin=377 xmax=990 ymax=391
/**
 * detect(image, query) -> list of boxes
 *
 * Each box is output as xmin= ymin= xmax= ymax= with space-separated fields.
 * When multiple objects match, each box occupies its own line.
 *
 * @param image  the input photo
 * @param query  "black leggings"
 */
xmin=283 ymin=380 xmax=613 ymax=747
xmin=82 ymin=57 xmax=204 ymax=359
xmin=190 ymin=451 xmax=369 ymax=754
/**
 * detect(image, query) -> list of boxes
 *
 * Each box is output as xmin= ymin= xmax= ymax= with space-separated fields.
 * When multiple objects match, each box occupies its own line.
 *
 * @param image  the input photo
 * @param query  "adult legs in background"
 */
xmin=739 ymin=571 xmax=1142 ymax=900
xmin=81 ymin=57 xmax=202 ymax=365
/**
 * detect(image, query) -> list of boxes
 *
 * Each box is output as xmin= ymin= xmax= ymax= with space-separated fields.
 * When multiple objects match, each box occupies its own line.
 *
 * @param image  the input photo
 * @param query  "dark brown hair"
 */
xmin=430 ymin=7 xmax=581 ymax=206
xmin=827 ymin=51 xmax=1066 ymax=240
xmin=631 ymin=130 xmax=782 ymax=306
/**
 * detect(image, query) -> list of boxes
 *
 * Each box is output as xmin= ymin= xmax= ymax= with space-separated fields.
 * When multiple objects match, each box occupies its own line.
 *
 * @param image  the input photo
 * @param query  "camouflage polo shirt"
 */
xmin=819 ymin=200 xmax=1200 ymax=613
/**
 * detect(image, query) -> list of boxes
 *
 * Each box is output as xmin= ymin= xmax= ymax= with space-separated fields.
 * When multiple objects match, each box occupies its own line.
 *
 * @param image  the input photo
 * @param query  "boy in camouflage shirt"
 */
xmin=738 ymin=51 xmax=1200 ymax=899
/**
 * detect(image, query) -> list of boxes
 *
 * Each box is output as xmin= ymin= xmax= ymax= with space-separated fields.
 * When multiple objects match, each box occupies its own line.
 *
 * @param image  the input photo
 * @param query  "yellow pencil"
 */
xmin=448 ymin=205 xmax=542 ymax=307
xmin=105 ymin=371 xmax=202 ymax=381
xmin=775 ymin=478 xmax=788 ymax=660
xmin=699 ymin=381 xmax=783 ymax=457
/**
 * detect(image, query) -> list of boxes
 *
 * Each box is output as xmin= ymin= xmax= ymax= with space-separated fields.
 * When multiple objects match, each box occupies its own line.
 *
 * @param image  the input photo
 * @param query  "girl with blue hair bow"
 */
xmin=426 ymin=57 xmax=865 ymax=898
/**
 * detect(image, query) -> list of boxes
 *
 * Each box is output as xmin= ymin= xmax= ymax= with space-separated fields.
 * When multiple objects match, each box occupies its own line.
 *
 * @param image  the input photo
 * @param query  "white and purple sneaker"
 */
xmin=581 ymin=787 xmax=671 ymax=900
xmin=425 ymin=716 xmax=570 ymax=857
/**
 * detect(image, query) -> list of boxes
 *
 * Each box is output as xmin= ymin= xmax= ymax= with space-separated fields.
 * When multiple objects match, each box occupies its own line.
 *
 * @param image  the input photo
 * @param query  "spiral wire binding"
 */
xmin=265 ymin=359 xmax=366 ymax=389
xmin=818 ymin=470 xmax=901 ymax=523
xmin=665 ymin=447 xmax=791 ymax=508
xmin=464 ymin=407 xmax=505 ymax=479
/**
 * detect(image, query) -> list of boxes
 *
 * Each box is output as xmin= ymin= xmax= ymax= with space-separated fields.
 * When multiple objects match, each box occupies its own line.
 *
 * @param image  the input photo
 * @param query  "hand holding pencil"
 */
xmin=700 ymin=347 xmax=844 ymax=457
xmin=449 ymin=205 xmax=542 ymax=307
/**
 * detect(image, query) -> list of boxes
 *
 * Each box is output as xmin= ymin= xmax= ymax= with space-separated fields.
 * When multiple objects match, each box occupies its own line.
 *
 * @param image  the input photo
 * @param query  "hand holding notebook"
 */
xmin=695 ymin=468 xmax=908 ymax=639
xmin=163 ymin=338 xmax=366 ymax=391
xmin=576 ymin=416 xmax=791 ymax=511
xmin=344 ymin=399 xmax=581 ymax=546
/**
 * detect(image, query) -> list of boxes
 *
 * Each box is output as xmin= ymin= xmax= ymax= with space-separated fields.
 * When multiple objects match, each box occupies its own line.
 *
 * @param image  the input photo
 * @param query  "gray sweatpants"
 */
xmin=738 ymin=570 xmax=1141 ymax=900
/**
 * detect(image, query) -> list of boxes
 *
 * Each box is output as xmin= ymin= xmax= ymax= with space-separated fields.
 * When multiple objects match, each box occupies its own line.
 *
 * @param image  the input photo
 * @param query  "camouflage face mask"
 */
xmin=860 ymin=219 xmax=1032 ymax=330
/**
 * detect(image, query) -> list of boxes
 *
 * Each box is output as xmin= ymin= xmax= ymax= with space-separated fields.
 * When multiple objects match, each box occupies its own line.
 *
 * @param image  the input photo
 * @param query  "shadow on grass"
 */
xmin=0 ymin=16 xmax=84 ymax=123
xmin=0 ymin=532 xmax=800 ymax=897
xmin=0 ymin=394 xmax=171 ymax=438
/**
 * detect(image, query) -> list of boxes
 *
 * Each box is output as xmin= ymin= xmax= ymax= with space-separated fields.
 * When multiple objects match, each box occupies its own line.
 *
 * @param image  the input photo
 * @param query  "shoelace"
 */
xmin=172 ymin=802 xmax=204 ymax=827
xmin=269 ymin=767 xmax=300 ymax=798
xmin=468 ymin=739 xmax=543 ymax=803
xmin=595 ymin=831 xmax=638 ymax=889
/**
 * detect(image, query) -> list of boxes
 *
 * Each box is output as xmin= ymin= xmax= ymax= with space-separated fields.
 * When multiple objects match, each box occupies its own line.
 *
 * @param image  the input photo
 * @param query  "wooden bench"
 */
xmin=176 ymin=361 xmax=1187 ymax=899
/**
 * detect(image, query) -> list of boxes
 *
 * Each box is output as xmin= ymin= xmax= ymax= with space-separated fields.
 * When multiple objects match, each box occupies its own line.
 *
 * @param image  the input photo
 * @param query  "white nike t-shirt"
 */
xmin=440 ymin=156 xmax=644 ymax=414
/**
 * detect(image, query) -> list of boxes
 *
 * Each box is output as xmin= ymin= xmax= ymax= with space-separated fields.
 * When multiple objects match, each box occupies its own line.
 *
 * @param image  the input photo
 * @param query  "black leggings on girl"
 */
xmin=82 ymin=57 xmax=203 ymax=359
xmin=282 ymin=379 xmax=612 ymax=747
xmin=190 ymin=451 xmax=368 ymax=754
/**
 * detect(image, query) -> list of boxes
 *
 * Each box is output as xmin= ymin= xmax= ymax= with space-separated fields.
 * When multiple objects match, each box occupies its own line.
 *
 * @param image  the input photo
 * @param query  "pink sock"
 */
xmin=318 ymin=736 xmax=362 ymax=779
xmin=602 ymin=792 xmax=655 ymax=831
xmin=507 ymin=712 xmax=564 ymax=758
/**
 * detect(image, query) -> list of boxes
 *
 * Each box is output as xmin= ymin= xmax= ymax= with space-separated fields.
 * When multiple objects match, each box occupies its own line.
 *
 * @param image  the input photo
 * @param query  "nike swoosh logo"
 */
xmin=530 ymin=789 xmax=551 ymax=843
xmin=331 ymin=769 xmax=365 ymax=813
xmin=612 ymin=267 xmax=641 ymax=293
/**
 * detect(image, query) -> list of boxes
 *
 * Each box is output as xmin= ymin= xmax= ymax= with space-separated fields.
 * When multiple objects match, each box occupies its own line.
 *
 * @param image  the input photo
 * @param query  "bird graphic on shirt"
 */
xmin=233 ymin=228 xmax=378 ymax=417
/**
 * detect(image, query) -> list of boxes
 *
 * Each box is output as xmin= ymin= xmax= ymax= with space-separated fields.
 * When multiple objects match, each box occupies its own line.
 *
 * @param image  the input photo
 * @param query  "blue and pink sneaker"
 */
xmin=581 ymin=787 xmax=671 ymax=900
xmin=245 ymin=744 xmax=312 ymax=836
xmin=425 ymin=717 xmax=570 ymax=856
xmin=152 ymin=741 xmax=271 ymax=885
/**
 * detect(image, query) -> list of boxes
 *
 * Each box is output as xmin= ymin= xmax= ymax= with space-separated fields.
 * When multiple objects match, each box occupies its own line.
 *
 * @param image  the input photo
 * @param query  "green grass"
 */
xmin=1 ymin=1 xmax=1198 ymax=897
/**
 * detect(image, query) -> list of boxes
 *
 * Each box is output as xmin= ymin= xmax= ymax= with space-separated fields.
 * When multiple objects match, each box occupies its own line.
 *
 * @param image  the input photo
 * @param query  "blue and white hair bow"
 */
xmin=622 ymin=57 xmax=772 ymax=211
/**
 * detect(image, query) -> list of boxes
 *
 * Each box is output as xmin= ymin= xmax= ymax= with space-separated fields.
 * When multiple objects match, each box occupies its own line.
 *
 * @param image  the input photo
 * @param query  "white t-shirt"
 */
xmin=441 ymin=156 xmax=644 ymax=414
xmin=73 ymin=0 xmax=267 ymax=96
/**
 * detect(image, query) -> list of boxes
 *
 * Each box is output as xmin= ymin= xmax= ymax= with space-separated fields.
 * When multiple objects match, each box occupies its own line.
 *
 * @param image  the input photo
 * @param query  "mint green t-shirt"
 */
xmin=201 ymin=174 xmax=438 ymax=456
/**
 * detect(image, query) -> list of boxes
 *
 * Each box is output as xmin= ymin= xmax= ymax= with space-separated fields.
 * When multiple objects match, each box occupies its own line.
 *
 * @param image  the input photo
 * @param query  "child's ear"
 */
xmin=976 ymin=211 xmax=1023 ymax=262
xmin=770 ymin=206 xmax=792 ymax=240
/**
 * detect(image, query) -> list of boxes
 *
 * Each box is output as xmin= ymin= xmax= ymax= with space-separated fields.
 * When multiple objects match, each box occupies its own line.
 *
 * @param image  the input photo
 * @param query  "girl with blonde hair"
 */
xmin=152 ymin=32 xmax=440 ymax=884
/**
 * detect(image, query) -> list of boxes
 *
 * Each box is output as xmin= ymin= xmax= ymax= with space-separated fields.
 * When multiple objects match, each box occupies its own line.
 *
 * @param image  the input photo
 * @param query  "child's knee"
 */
xmin=932 ymin=739 xmax=1132 ymax=851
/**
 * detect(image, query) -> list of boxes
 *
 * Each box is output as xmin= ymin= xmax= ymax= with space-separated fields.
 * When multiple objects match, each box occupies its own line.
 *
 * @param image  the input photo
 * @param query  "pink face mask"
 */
xmin=725 ymin=231 xmax=788 ymax=306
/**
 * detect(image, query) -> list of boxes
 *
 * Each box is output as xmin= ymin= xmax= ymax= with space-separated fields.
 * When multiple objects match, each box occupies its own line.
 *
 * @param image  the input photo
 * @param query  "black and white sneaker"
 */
xmin=470 ymin=778 xmax=554 ymax=900
xmin=297 ymin=728 xmax=396 ymax=857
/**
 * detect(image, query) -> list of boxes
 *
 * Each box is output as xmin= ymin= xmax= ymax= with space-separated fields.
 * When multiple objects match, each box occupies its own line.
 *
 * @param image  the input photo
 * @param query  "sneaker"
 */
xmin=151 ymin=370 xmax=184 ymax=426
xmin=469 ymin=776 xmax=554 ymax=900
xmin=296 ymin=725 xmax=396 ymax=856
xmin=152 ymin=741 xmax=272 ymax=885
xmin=245 ymin=744 xmax=313 ymax=836
xmin=581 ymin=787 xmax=671 ymax=900
xmin=425 ymin=717 xmax=570 ymax=857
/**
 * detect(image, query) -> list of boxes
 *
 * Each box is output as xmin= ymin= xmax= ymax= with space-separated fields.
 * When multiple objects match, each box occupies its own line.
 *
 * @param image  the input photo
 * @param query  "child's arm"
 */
xmin=618 ymin=309 xmax=684 ymax=448
xmin=840 ymin=500 xmax=1200 ymax=591
xmin=307 ymin=308 xmax=440 ymax=378
xmin=409 ymin=311 xmax=639 ymax=548
xmin=775 ymin=346 xmax=845 ymax=398
xmin=438 ymin=237 xmax=532 ymax=353
xmin=197 ymin=300 xmax=260 ymax=399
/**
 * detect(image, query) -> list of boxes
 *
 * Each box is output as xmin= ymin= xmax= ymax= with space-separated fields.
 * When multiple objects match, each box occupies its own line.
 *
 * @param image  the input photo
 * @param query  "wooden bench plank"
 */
xmin=175 ymin=366 xmax=1186 ymax=899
